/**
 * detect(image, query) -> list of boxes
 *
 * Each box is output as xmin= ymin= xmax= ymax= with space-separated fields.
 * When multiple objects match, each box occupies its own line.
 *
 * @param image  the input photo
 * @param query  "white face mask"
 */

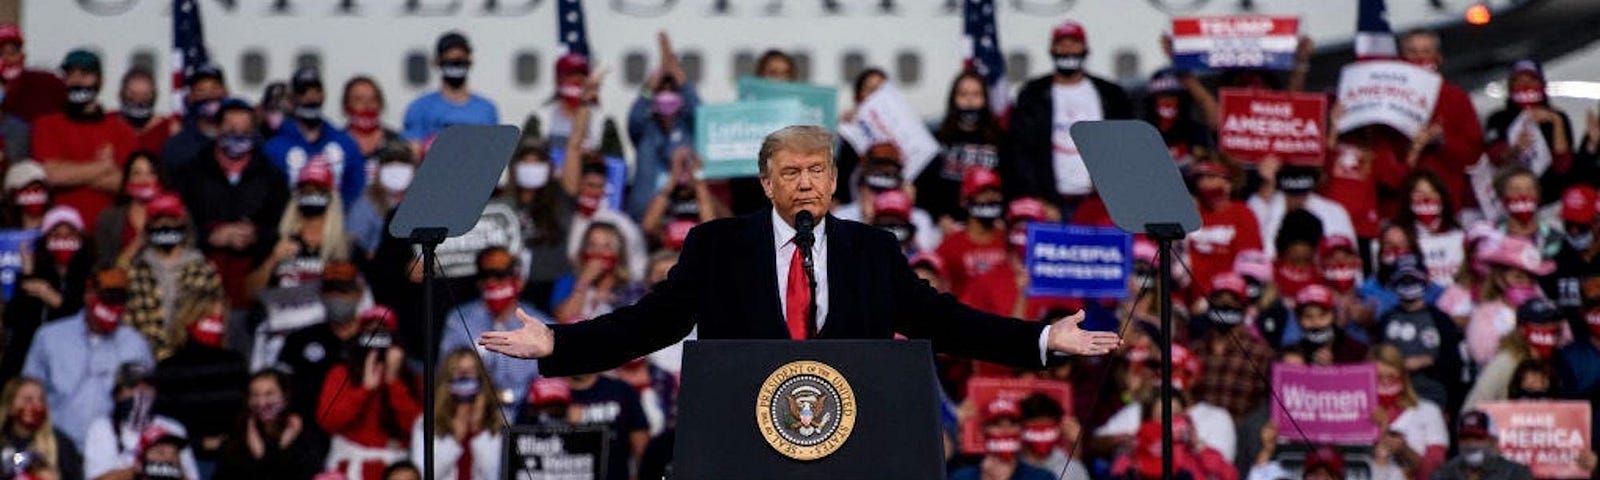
xmin=516 ymin=162 xmax=552 ymax=189
xmin=378 ymin=162 xmax=415 ymax=193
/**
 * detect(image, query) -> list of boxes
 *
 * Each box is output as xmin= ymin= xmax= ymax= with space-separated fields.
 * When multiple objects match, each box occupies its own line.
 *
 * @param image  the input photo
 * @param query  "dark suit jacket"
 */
xmin=1004 ymin=74 xmax=1135 ymax=200
xmin=541 ymin=211 xmax=1050 ymax=376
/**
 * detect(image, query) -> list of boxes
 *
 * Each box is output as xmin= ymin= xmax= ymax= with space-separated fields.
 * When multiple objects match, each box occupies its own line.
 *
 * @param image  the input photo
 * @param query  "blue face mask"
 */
xmin=449 ymin=376 xmax=480 ymax=402
xmin=217 ymin=133 xmax=255 ymax=159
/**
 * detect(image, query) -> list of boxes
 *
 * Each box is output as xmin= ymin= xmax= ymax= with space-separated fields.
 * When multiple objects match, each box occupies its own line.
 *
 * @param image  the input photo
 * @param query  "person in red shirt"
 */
xmin=319 ymin=306 xmax=421 ymax=480
xmin=32 ymin=50 xmax=136 ymax=232
xmin=0 ymin=22 xmax=66 ymax=124
xmin=1322 ymin=124 xmax=1408 ymax=259
xmin=961 ymin=197 xmax=1074 ymax=323
xmin=115 ymin=68 xmax=178 ymax=155
xmin=1398 ymin=29 xmax=1484 ymax=211
xmin=935 ymin=167 xmax=1011 ymax=298
xmin=1185 ymin=160 xmax=1264 ymax=298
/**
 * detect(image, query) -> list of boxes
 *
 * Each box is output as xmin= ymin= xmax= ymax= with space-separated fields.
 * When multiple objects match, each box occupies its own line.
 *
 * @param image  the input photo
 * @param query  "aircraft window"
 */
xmin=1006 ymin=51 xmax=1030 ymax=83
xmin=895 ymin=51 xmax=921 ymax=86
xmin=841 ymin=51 xmax=867 ymax=85
xmin=515 ymin=51 xmax=541 ymax=87
xmin=129 ymin=49 xmax=156 ymax=75
xmin=405 ymin=50 xmax=429 ymax=88
xmin=681 ymin=50 xmax=704 ymax=84
xmin=792 ymin=52 xmax=813 ymax=82
xmin=1114 ymin=49 xmax=1139 ymax=83
xmin=240 ymin=49 xmax=268 ymax=87
xmin=624 ymin=50 xmax=648 ymax=86
xmin=734 ymin=51 xmax=756 ymax=81
xmin=295 ymin=51 xmax=322 ymax=72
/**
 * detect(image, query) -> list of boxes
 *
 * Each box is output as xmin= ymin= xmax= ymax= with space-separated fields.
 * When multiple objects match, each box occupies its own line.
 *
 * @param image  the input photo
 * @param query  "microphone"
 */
xmin=793 ymin=210 xmax=819 ymax=335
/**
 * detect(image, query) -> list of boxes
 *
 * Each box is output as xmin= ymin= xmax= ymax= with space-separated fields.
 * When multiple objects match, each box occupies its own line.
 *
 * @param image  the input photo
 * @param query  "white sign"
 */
xmin=1335 ymin=60 xmax=1442 ymax=139
xmin=838 ymin=85 xmax=939 ymax=180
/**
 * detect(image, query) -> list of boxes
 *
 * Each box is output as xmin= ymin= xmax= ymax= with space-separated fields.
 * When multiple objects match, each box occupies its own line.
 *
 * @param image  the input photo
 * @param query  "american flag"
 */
xmin=171 ymin=0 xmax=211 ymax=105
xmin=557 ymin=0 xmax=590 ymax=58
xmin=1354 ymin=0 xmax=1397 ymax=59
xmin=962 ymin=0 xmax=1008 ymax=114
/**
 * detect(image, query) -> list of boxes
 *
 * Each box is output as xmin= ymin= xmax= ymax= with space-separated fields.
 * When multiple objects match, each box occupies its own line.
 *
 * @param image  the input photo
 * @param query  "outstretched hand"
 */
xmin=477 ymin=309 xmax=555 ymax=359
xmin=1047 ymin=310 xmax=1121 ymax=356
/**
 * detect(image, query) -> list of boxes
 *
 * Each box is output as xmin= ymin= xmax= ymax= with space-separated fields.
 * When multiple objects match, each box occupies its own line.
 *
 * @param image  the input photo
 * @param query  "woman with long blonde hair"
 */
xmin=245 ymin=158 xmax=350 ymax=296
xmin=1370 ymin=343 xmax=1449 ymax=479
xmin=410 ymin=348 xmax=504 ymax=480
xmin=1 ymin=377 xmax=83 ymax=480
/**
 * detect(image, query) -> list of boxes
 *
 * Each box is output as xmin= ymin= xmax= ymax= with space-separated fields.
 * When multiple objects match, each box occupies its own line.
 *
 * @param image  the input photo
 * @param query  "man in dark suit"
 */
xmin=480 ymin=125 xmax=1121 ymax=375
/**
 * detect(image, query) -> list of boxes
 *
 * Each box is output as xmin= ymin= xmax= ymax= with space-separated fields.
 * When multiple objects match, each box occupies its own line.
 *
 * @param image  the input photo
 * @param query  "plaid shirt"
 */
xmin=126 ymin=251 xmax=224 ymax=359
xmin=1190 ymin=329 xmax=1276 ymax=417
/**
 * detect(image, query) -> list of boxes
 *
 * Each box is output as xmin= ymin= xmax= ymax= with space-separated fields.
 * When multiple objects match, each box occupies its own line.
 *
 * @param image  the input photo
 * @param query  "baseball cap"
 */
xmin=1051 ymin=20 xmax=1087 ymax=43
xmin=1458 ymin=410 xmax=1494 ymax=439
xmin=1318 ymin=235 xmax=1357 ymax=257
xmin=358 ymin=305 xmax=398 ymax=333
xmin=1210 ymin=272 xmax=1248 ymax=300
xmin=1295 ymin=284 xmax=1335 ymax=310
xmin=1148 ymin=68 xmax=1182 ymax=95
xmin=1480 ymin=236 xmax=1556 ymax=275
xmin=187 ymin=64 xmax=225 ymax=86
xmin=983 ymin=398 xmax=1022 ymax=422
xmin=1232 ymin=249 xmax=1273 ymax=282
xmin=60 ymin=49 xmax=101 ymax=74
xmin=663 ymin=219 xmax=695 ymax=251
xmin=1006 ymin=198 xmax=1049 ymax=223
xmin=436 ymin=31 xmax=472 ymax=57
xmin=555 ymin=53 xmax=589 ymax=78
xmin=290 ymin=66 xmax=323 ymax=94
xmin=872 ymin=190 xmax=913 ymax=220
xmin=296 ymin=160 xmax=335 ymax=189
xmin=4 ymin=162 xmax=46 ymax=192
xmin=908 ymin=252 xmax=946 ymax=278
xmin=0 ymin=23 xmax=21 ymax=46
xmin=1560 ymin=184 xmax=1598 ymax=223
xmin=1516 ymin=297 xmax=1560 ymax=325
xmin=864 ymin=143 xmax=903 ymax=165
xmin=1188 ymin=161 xmax=1231 ymax=180
xmin=1510 ymin=59 xmax=1544 ymax=82
xmin=146 ymin=193 xmax=187 ymax=220
xmin=1276 ymin=165 xmax=1320 ymax=194
xmin=41 ymin=206 xmax=85 ymax=233
xmin=528 ymin=377 xmax=572 ymax=406
xmin=114 ymin=362 xmax=153 ymax=390
xmin=961 ymin=167 xmax=1002 ymax=200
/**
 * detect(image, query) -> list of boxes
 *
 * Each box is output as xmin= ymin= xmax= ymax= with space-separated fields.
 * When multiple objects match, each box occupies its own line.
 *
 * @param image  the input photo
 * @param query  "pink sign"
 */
xmin=1479 ymin=401 xmax=1593 ymax=479
xmin=1270 ymin=362 xmax=1379 ymax=445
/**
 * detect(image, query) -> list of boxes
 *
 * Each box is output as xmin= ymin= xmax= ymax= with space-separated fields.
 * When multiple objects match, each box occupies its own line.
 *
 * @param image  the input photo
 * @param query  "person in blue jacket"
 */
xmin=264 ymin=66 xmax=366 ymax=205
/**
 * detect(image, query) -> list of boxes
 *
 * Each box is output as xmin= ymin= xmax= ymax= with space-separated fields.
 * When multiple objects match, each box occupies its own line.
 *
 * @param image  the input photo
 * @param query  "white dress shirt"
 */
xmin=773 ymin=209 xmax=831 ymax=329
xmin=770 ymin=211 xmax=1055 ymax=364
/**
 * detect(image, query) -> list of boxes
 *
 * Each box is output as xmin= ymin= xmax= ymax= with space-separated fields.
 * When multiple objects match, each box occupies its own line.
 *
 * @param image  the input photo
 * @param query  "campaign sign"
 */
xmin=417 ymin=200 xmax=524 ymax=279
xmin=695 ymin=99 xmax=808 ymax=179
xmin=1335 ymin=60 xmax=1443 ymax=139
xmin=836 ymin=85 xmax=939 ymax=180
xmin=1171 ymin=16 xmax=1300 ymax=71
xmin=960 ymin=377 xmax=1073 ymax=454
xmin=0 ymin=229 xmax=39 ymax=302
xmin=503 ymin=424 xmax=611 ymax=479
xmin=1270 ymin=362 xmax=1378 ymax=445
xmin=1217 ymin=88 xmax=1327 ymax=164
xmin=737 ymin=76 xmax=839 ymax=131
xmin=1024 ymin=224 xmax=1131 ymax=300
xmin=1479 ymin=401 xmax=1593 ymax=479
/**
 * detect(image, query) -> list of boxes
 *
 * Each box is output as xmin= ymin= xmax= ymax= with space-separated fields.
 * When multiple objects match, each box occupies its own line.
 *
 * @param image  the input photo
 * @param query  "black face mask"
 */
xmin=294 ymin=102 xmax=322 ymax=128
xmin=112 ymin=397 xmax=135 ymax=420
xmin=1244 ymin=279 xmax=1265 ymax=305
xmin=863 ymin=172 xmax=902 ymax=192
xmin=121 ymin=101 xmax=155 ymax=128
xmin=440 ymin=61 xmax=470 ymax=88
xmin=1208 ymin=307 xmax=1245 ymax=327
xmin=956 ymin=107 xmax=984 ymax=126
xmin=1392 ymin=279 xmax=1428 ymax=302
xmin=1302 ymin=327 xmax=1335 ymax=345
xmin=969 ymin=202 xmax=1004 ymax=225
xmin=1052 ymin=53 xmax=1086 ymax=77
xmin=877 ymin=223 xmax=914 ymax=245
xmin=297 ymin=193 xmax=330 ymax=218
xmin=65 ymin=86 xmax=101 ymax=119
xmin=1508 ymin=385 xmax=1549 ymax=400
xmin=146 ymin=226 xmax=186 ymax=251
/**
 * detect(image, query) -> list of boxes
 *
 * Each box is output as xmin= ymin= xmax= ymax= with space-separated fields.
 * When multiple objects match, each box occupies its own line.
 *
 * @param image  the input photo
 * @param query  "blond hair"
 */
xmin=1 ymin=378 xmax=59 ymax=469
xmin=757 ymin=125 xmax=835 ymax=178
xmin=277 ymin=188 xmax=350 ymax=263
xmin=1370 ymin=343 xmax=1420 ymax=409
xmin=432 ymin=348 xmax=506 ymax=435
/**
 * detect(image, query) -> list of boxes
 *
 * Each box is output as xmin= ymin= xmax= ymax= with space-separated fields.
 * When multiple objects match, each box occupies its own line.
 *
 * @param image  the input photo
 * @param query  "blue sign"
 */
xmin=0 ymin=230 xmax=40 ymax=302
xmin=1025 ymin=224 xmax=1131 ymax=299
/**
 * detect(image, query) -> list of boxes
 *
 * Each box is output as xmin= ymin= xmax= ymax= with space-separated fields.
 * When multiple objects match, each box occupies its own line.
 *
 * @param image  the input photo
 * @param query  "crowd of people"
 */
xmin=0 ymin=14 xmax=1597 ymax=480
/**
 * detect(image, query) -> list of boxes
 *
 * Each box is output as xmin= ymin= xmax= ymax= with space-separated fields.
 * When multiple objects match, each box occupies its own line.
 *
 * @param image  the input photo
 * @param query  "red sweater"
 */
xmin=1186 ymin=200 xmax=1263 ymax=297
xmin=31 ymin=112 xmax=137 ymax=230
xmin=1321 ymin=139 xmax=1407 ymax=238
xmin=317 ymin=364 xmax=423 ymax=448
xmin=935 ymin=228 xmax=1010 ymax=299
xmin=1413 ymin=82 xmax=1484 ymax=209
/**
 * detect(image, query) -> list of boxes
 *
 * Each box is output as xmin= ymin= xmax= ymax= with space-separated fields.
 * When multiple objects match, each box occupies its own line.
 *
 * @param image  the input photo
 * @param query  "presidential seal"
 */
xmin=755 ymin=360 xmax=857 ymax=461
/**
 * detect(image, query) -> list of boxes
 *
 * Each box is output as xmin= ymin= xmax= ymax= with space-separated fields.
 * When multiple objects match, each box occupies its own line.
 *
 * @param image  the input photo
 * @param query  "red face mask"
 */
xmin=46 ymin=236 xmax=82 ymax=266
xmin=87 ymin=299 xmax=125 ymax=334
xmin=0 ymin=58 xmax=22 ymax=82
xmin=984 ymin=430 xmax=1022 ymax=462
xmin=1585 ymin=308 xmax=1600 ymax=340
xmin=1021 ymin=424 xmax=1061 ymax=456
xmin=1504 ymin=194 xmax=1538 ymax=223
xmin=1274 ymin=261 xmax=1319 ymax=298
xmin=346 ymin=107 xmax=382 ymax=134
xmin=576 ymin=190 xmax=603 ymax=217
xmin=1197 ymin=185 xmax=1230 ymax=203
xmin=187 ymin=313 xmax=226 ymax=348
xmin=581 ymin=251 xmax=619 ymax=274
xmin=1411 ymin=196 xmax=1442 ymax=231
xmin=558 ymin=81 xmax=585 ymax=109
xmin=1377 ymin=379 xmax=1403 ymax=410
xmin=125 ymin=181 xmax=160 ymax=203
xmin=1155 ymin=96 xmax=1181 ymax=131
xmin=1406 ymin=57 xmax=1440 ymax=72
xmin=1323 ymin=261 xmax=1363 ymax=292
xmin=11 ymin=403 xmax=47 ymax=430
xmin=481 ymin=278 xmax=520 ymax=314
xmin=1511 ymin=84 xmax=1545 ymax=108
xmin=14 ymin=185 xmax=48 ymax=217
xmin=1519 ymin=324 xmax=1561 ymax=359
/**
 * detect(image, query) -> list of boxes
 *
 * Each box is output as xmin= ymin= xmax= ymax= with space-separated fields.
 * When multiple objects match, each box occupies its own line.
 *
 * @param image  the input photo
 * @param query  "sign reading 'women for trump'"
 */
xmin=1270 ymin=362 xmax=1379 ymax=444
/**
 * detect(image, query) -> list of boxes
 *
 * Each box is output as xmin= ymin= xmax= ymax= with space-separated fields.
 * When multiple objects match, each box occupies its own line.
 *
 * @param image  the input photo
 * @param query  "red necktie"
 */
xmin=458 ymin=436 xmax=473 ymax=480
xmin=786 ymin=244 xmax=812 ymax=340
